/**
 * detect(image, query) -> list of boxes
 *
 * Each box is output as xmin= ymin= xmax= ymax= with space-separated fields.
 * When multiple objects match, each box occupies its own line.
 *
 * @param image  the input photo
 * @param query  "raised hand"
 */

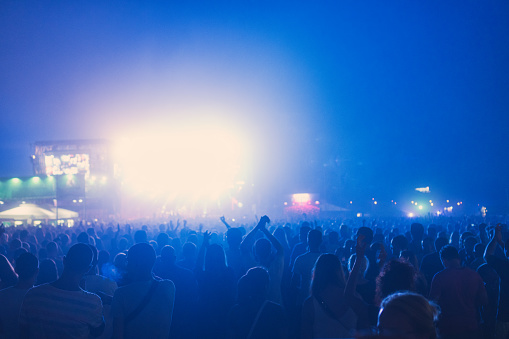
xmin=257 ymin=215 xmax=270 ymax=229
xmin=203 ymin=230 xmax=211 ymax=245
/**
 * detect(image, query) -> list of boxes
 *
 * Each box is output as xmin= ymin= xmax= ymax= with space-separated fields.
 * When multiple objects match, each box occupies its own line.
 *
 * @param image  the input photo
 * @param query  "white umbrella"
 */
xmin=0 ymin=203 xmax=55 ymax=220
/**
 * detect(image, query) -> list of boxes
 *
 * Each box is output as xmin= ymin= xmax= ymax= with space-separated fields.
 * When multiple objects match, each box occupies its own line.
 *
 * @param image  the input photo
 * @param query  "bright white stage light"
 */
xmin=113 ymin=124 xmax=249 ymax=202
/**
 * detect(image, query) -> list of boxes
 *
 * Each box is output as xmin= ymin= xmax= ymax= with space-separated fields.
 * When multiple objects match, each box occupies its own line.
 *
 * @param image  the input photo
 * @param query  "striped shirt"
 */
xmin=19 ymin=283 xmax=104 ymax=339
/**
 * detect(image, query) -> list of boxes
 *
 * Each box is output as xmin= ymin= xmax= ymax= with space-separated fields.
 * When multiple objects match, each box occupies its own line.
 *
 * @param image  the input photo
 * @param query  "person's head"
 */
xmin=357 ymin=227 xmax=374 ymax=246
xmin=182 ymin=242 xmax=197 ymax=259
xmin=15 ymin=252 xmax=38 ymax=282
xmin=400 ymin=250 xmax=418 ymax=269
xmin=464 ymin=237 xmax=477 ymax=252
xmin=237 ymin=267 xmax=270 ymax=305
xmin=473 ymin=243 xmax=485 ymax=259
xmin=46 ymin=241 xmax=58 ymax=258
xmin=440 ymin=245 xmax=460 ymax=268
xmin=376 ymin=259 xmax=416 ymax=304
xmin=311 ymin=254 xmax=346 ymax=296
xmin=63 ymin=243 xmax=94 ymax=275
xmin=378 ymin=291 xmax=439 ymax=339
xmin=434 ymin=237 xmax=449 ymax=253
xmin=300 ymin=223 xmax=311 ymax=243
xmin=127 ymin=243 xmax=156 ymax=278
xmin=226 ymin=227 xmax=243 ymax=249
xmin=134 ymin=230 xmax=148 ymax=244
xmin=156 ymin=233 xmax=170 ymax=249
xmin=37 ymin=258 xmax=58 ymax=285
xmin=339 ymin=224 xmax=350 ymax=239
xmin=77 ymin=232 xmax=89 ymax=244
xmin=160 ymin=245 xmax=177 ymax=264
xmin=410 ymin=223 xmax=425 ymax=241
xmin=9 ymin=238 xmax=22 ymax=251
xmin=205 ymin=243 xmax=227 ymax=272
xmin=308 ymin=229 xmax=323 ymax=251
xmin=254 ymin=238 xmax=272 ymax=262
xmin=113 ymin=252 xmax=127 ymax=270
xmin=391 ymin=235 xmax=408 ymax=257
xmin=427 ymin=225 xmax=437 ymax=240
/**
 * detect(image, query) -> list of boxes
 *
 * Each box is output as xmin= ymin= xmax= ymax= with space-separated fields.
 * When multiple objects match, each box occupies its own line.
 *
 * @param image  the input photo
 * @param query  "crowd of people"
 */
xmin=0 ymin=214 xmax=508 ymax=339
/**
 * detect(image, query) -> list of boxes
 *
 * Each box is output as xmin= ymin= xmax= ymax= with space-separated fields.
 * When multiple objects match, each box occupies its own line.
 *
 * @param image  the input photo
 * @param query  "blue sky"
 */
xmin=1 ymin=1 xmax=508 ymax=208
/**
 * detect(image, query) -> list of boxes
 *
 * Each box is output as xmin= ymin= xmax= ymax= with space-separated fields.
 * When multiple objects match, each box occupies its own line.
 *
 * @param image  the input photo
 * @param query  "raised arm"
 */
xmin=240 ymin=218 xmax=264 ymax=254
xmin=485 ymin=224 xmax=503 ymax=258
xmin=220 ymin=216 xmax=231 ymax=229
xmin=344 ymin=234 xmax=369 ymax=325
xmin=258 ymin=216 xmax=284 ymax=255
xmin=195 ymin=231 xmax=211 ymax=274
xmin=345 ymin=234 xmax=367 ymax=298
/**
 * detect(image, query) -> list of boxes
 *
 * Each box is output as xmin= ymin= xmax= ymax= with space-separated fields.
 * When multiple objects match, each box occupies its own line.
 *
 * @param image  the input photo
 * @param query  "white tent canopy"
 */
xmin=0 ymin=203 xmax=78 ymax=220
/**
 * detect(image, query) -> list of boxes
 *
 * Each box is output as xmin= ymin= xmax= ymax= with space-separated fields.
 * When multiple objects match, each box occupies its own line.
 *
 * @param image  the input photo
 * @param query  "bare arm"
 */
xmin=220 ymin=216 xmax=231 ymax=229
xmin=485 ymin=224 xmax=503 ymax=258
xmin=259 ymin=217 xmax=284 ymax=256
xmin=240 ymin=217 xmax=267 ymax=254
xmin=195 ymin=231 xmax=210 ymax=274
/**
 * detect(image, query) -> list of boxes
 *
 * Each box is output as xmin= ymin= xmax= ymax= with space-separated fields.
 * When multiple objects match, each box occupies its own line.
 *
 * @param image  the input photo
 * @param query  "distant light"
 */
xmin=91 ymin=176 xmax=97 ymax=181
xmin=430 ymin=203 xmax=434 ymax=206
xmin=418 ymin=205 xmax=423 ymax=210
xmin=460 ymin=201 xmax=462 ymax=205
xmin=372 ymin=198 xmax=375 ymax=200
xmin=415 ymin=202 xmax=418 ymax=206
xmin=232 ymin=218 xmax=236 ymax=222
xmin=21 ymin=201 xmax=25 ymax=204
xmin=457 ymin=202 xmax=460 ymax=206
xmin=0 ymin=201 xmax=4 ymax=205
xmin=292 ymin=193 xmax=311 ymax=204
xmin=415 ymin=186 xmax=430 ymax=193
xmin=284 ymin=202 xmax=288 ymax=206
xmin=237 ymin=202 xmax=243 ymax=208
xmin=446 ymin=206 xmax=453 ymax=212
xmin=79 ymin=199 xmax=83 ymax=203
xmin=349 ymin=201 xmax=353 ymax=204
xmin=446 ymin=200 xmax=449 ymax=203
xmin=394 ymin=202 xmax=397 ymax=205
xmin=73 ymin=200 xmax=77 ymax=203
xmin=356 ymin=213 xmax=362 ymax=218
xmin=374 ymin=201 xmax=378 ymax=205
xmin=436 ymin=211 xmax=441 ymax=216
xmin=411 ymin=201 xmax=414 ymax=204
xmin=429 ymin=200 xmax=432 ymax=203
xmin=32 ymin=176 xmax=40 ymax=183
xmin=11 ymin=178 xmax=21 ymax=183
xmin=315 ymin=201 xmax=320 ymax=205
xmin=408 ymin=213 xmax=414 ymax=218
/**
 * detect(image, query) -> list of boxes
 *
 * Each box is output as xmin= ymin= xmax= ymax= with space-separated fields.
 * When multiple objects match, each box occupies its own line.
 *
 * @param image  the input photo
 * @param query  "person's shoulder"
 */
xmin=0 ymin=285 xmax=15 ymax=294
xmin=25 ymin=283 xmax=51 ymax=296
xmin=156 ymin=279 xmax=176 ymax=292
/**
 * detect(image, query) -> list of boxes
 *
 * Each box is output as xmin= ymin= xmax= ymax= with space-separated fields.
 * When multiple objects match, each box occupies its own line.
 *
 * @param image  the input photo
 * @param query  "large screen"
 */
xmin=44 ymin=154 xmax=90 ymax=176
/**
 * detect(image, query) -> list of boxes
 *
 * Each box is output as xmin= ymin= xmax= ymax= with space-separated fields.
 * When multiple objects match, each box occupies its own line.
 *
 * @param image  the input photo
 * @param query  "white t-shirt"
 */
xmin=111 ymin=279 xmax=175 ymax=339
